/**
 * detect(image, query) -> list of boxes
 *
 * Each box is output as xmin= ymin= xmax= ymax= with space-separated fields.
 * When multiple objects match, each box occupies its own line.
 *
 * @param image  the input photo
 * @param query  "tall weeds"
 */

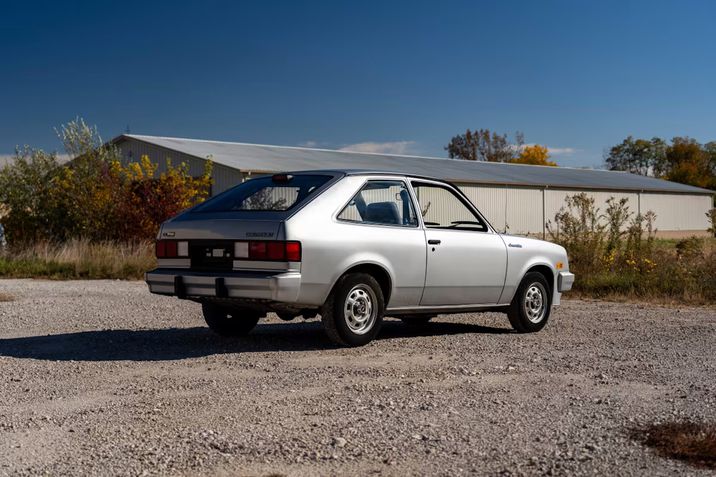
xmin=0 ymin=240 xmax=155 ymax=279
xmin=548 ymin=193 xmax=715 ymax=304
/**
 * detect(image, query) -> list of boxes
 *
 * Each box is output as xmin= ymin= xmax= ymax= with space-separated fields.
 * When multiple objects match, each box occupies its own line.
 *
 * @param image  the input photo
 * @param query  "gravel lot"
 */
xmin=0 ymin=279 xmax=715 ymax=476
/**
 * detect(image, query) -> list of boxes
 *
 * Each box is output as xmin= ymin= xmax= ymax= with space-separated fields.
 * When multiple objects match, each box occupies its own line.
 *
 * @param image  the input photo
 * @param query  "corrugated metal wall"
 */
xmin=640 ymin=193 xmax=712 ymax=231
xmin=115 ymin=138 xmax=712 ymax=235
xmin=116 ymin=141 xmax=243 ymax=194
xmin=457 ymin=184 xmax=710 ymax=236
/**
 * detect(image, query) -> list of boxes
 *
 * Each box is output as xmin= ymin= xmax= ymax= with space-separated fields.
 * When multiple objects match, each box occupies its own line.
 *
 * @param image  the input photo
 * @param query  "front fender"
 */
xmin=501 ymin=236 xmax=566 ymax=305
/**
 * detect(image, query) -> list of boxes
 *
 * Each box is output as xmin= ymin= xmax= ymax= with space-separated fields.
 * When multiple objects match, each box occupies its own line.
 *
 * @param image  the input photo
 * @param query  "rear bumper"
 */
xmin=145 ymin=269 xmax=301 ymax=302
xmin=558 ymin=271 xmax=575 ymax=292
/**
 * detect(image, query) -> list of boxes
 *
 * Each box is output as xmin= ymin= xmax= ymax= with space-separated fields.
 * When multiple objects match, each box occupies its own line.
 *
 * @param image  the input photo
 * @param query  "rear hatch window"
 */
xmin=192 ymin=174 xmax=332 ymax=213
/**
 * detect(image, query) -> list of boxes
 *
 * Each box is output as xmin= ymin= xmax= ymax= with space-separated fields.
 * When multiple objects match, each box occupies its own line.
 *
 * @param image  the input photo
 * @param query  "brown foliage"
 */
xmin=632 ymin=422 xmax=716 ymax=469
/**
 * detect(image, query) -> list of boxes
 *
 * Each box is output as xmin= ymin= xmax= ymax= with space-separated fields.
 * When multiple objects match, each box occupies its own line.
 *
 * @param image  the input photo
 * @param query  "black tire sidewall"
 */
xmin=510 ymin=272 xmax=552 ymax=333
xmin=329 ymin=273 xmax=385 ymax=346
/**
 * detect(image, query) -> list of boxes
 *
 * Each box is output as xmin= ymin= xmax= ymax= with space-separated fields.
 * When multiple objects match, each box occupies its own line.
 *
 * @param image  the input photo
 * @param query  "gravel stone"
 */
xmin=0 ymin=279 xmax=714 ymax=476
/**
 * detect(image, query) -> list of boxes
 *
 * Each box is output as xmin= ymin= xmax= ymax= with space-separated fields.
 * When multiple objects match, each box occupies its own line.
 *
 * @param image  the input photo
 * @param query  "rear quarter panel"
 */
xmin=284 ymin=176 xmax=427 ymax=307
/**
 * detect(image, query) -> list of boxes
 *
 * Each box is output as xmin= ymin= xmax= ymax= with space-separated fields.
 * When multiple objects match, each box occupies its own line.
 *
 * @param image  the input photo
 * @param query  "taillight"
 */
xmin=155 ymin=240 xmax=189 ymax=258
xmin=234 ymin=241 xmax=301 ymax=262
xmin=285 ymin=242 xmax=301 ymax=261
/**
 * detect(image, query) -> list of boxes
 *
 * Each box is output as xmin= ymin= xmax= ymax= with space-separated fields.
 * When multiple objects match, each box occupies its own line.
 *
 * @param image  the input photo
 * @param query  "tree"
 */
xmin=0 ymin=119 xmax=212 ymax=244
xmin=604 ymin=135 xmax=716 ymax=190
xmin=445 ymin=129 xmax=524 ymax=162
xmin=700 ymin=141 xmax=716 ymax=190
xmin=604 ymin=136 xmax=667 ymax=176
xmin=509 ymin=144 xmax=556 ymax=166
xmin=664 ymin=137 xmax=712 ymax=189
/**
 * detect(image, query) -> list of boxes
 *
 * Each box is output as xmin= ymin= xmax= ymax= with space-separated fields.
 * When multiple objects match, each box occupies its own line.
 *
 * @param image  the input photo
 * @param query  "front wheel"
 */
xmin=202 ymin=303 xmax=261 ymax=336
xmin=321 ymin=273 xmax=385 ymax=346
xmin=507 ymin=272 xmax=552 ymax=333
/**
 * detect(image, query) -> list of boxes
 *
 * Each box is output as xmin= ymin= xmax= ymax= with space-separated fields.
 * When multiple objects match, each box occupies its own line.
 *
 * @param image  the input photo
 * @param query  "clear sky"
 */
xmin=1 ymin=0 xmax=715 ymax=167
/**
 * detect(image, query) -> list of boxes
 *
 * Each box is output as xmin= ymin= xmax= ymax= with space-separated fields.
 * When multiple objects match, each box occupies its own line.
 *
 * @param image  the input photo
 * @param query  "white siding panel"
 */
xmin=640 ymin=193 xmax=711 ymax=231
xmin=545 ymin=189 xmax=639 ymax=230
xmin=213 ymin=164 xmax=242 ymax=194
xmin=506 ymin=188 xmax=543 ymax=235
xmin=117 ymin=141 xmax=239 ymax=196
xmin=458 ymin=184 xmax=507 ymax=231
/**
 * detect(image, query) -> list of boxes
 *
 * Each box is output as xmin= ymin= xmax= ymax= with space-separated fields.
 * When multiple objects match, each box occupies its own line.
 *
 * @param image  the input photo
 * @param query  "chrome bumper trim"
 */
xmin=558 ymin=271 xmax=575 ymax=292
xmin=145 ymin=269 xmax=301 ymax=302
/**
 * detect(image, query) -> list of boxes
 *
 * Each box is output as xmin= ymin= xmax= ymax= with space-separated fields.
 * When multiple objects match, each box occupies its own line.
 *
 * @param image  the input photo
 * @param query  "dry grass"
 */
xmin=632 ymin=422 xmax=716 ymax=469
xmin=0 ymin=292 xmax=14 ymax=302
xmin=0 ymin=240 xmax=156 ymax=280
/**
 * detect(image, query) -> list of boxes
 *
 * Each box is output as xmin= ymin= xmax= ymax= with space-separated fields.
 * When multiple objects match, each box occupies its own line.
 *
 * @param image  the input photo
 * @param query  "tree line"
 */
xmin=445 ymin=129 xmax=555 ymax=167
xmin=445 ymin=129 xmax=716 ymax=191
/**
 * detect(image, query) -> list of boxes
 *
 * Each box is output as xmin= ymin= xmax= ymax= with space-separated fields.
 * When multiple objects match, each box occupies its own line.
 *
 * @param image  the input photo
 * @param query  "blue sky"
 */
xmin=1 ymin=0 xmax=715 ymax=168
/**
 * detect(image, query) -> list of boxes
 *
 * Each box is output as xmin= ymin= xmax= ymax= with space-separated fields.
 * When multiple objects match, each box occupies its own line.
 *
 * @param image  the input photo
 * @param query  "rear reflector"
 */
xmin=234 ymin=240 xmax=301 ymax=262
xmin=155 ymin=240 xmax=189 ymax=258
xmin=234 ymin=241 xmax=249 ymax=258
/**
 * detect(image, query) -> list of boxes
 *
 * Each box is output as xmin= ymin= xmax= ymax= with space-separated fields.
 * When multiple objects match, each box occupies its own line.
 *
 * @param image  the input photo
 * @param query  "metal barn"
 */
xmin=112 ymin=134 xmax=714 ymax=238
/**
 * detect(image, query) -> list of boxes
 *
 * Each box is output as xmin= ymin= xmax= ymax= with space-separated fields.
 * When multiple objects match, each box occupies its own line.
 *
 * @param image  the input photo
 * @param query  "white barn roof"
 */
xmin=114 ymin=134 xmax=713 ymax=195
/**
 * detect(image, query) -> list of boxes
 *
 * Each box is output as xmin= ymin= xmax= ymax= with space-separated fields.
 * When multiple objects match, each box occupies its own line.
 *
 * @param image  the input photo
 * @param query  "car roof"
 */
xmin=281 ymin=169 xmax=452 ymax=184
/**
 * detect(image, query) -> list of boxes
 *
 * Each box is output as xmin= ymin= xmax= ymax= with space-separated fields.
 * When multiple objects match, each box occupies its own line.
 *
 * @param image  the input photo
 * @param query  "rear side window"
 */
xmin=338 ymin=180 xmax=418 ymax=227
xmin=192 ymin=175 xmax=332 ymax=212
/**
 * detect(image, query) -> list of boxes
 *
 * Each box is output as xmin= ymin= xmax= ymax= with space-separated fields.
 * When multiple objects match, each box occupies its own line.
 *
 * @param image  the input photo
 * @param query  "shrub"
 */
xmin=548 ymin=193 xmax=715 ymax=303
xmin=0 ymin=119 xmax=212 ymax=244
xmin=708 ymin=208 xmax=716 ymax=237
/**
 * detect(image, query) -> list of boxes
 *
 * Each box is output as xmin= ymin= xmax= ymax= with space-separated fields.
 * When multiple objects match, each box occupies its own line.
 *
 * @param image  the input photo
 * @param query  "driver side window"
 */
xmin=411 ymin=182 xmax=487 ymax=231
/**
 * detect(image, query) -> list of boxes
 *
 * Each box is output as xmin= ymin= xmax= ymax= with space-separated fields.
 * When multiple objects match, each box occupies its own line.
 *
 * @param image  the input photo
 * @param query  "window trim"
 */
xmin=409 ymin=179 xmax=493 ymax=233
xmin=336 ymin=179 xmax=420 ymax=229
xmin=190 ymin=173 xmax=337 ymax=214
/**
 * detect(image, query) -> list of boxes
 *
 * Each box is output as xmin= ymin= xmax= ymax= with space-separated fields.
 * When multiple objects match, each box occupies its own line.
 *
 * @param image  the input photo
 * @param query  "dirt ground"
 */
xmin=0 ymin=279 xmax=715 ymax=476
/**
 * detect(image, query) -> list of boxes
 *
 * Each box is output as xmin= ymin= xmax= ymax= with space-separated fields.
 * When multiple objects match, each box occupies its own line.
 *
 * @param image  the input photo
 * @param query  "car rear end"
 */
xmin=145 ymin=172 xmax=340 ymax=307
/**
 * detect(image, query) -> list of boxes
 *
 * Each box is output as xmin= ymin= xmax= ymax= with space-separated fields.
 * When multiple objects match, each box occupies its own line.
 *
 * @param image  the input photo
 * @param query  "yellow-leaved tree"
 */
xmin=510 ymin=145 xmax=557 ymax=166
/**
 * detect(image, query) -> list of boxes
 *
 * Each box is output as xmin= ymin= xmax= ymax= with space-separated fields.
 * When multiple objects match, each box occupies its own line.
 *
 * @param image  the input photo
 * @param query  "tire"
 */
xmin=321 ymin=273 xmax=385 ymax=346
xmin=507 ymin=272 xmax=552 ymax=333
xmin=202 ymin=302 xmax=261 ymax=337
xmin=399 ymin=314 xmax=434 ymax=326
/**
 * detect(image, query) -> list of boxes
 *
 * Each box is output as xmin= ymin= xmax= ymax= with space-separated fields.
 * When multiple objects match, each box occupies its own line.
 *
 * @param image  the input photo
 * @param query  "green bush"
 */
xmin=0 ymin=118 xmax=212 ymax=245
xmin=549 ymin=193 xmax=716 ymax=303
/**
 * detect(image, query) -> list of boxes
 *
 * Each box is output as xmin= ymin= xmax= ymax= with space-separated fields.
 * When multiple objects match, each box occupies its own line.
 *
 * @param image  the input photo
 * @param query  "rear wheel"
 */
xmin=202 ymin=302 xmax=261 ymax=336
xmin=321 ymin=273 xmax=385 ymax=346
xmin=507 ymin=272 xmax=552 ymax=333
xmin=399 ymin=314 xmax=434 ymax=326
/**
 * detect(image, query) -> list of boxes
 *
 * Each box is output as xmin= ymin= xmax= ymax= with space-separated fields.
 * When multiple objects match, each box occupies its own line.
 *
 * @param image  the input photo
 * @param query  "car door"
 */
xmin=411 ymin=180 xmax=507 ymax=305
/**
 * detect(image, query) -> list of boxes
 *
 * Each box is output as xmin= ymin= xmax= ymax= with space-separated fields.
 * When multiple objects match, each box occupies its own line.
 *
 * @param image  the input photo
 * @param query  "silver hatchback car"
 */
xmin=147 ymin=170 xmax=574 ymax=346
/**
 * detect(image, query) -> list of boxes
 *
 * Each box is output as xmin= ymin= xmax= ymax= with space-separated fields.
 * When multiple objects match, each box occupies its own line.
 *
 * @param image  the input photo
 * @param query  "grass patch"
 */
xmin=0 ymin=292 xmax=14 ymax=302
xmin=0 ymin=240 xmax=155 ymax=280
xmin=632 ymin=422 xmax=716 ymax=469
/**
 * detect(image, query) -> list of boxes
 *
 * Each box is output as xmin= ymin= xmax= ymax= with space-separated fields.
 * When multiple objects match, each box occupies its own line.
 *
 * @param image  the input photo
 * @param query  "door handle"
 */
xmin=428 ymin=239 xmax=441 ymax=245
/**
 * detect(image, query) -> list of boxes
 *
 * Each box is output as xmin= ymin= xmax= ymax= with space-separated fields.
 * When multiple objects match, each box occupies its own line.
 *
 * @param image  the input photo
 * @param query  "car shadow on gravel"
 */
xmin=0 ymin=319 xmax=511 ymax=362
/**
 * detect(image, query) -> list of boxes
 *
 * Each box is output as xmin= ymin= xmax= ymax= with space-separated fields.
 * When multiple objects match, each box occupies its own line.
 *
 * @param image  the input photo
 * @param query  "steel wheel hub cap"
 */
xmin=344 ymin=285 xmax=377 ymax=335
xmin=524 ymin=284 xmax=546 ymax=323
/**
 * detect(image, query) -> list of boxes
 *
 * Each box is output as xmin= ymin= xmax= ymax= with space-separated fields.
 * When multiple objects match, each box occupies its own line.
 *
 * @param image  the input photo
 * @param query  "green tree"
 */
xmin=445 ymin=129 xmax=524 ymax=162
xmin=664 ymin=137 xmax=712 ymax=189
xmin=0 ymin=118 xmax=212 ymax=244
xmin=604 ymin=136 xmax=667 ymax=176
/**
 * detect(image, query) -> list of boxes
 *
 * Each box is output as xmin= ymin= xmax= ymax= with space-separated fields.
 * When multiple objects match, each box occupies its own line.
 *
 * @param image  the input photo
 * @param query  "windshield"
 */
xmin=192 ymin=174 xmax=332 ymax=213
